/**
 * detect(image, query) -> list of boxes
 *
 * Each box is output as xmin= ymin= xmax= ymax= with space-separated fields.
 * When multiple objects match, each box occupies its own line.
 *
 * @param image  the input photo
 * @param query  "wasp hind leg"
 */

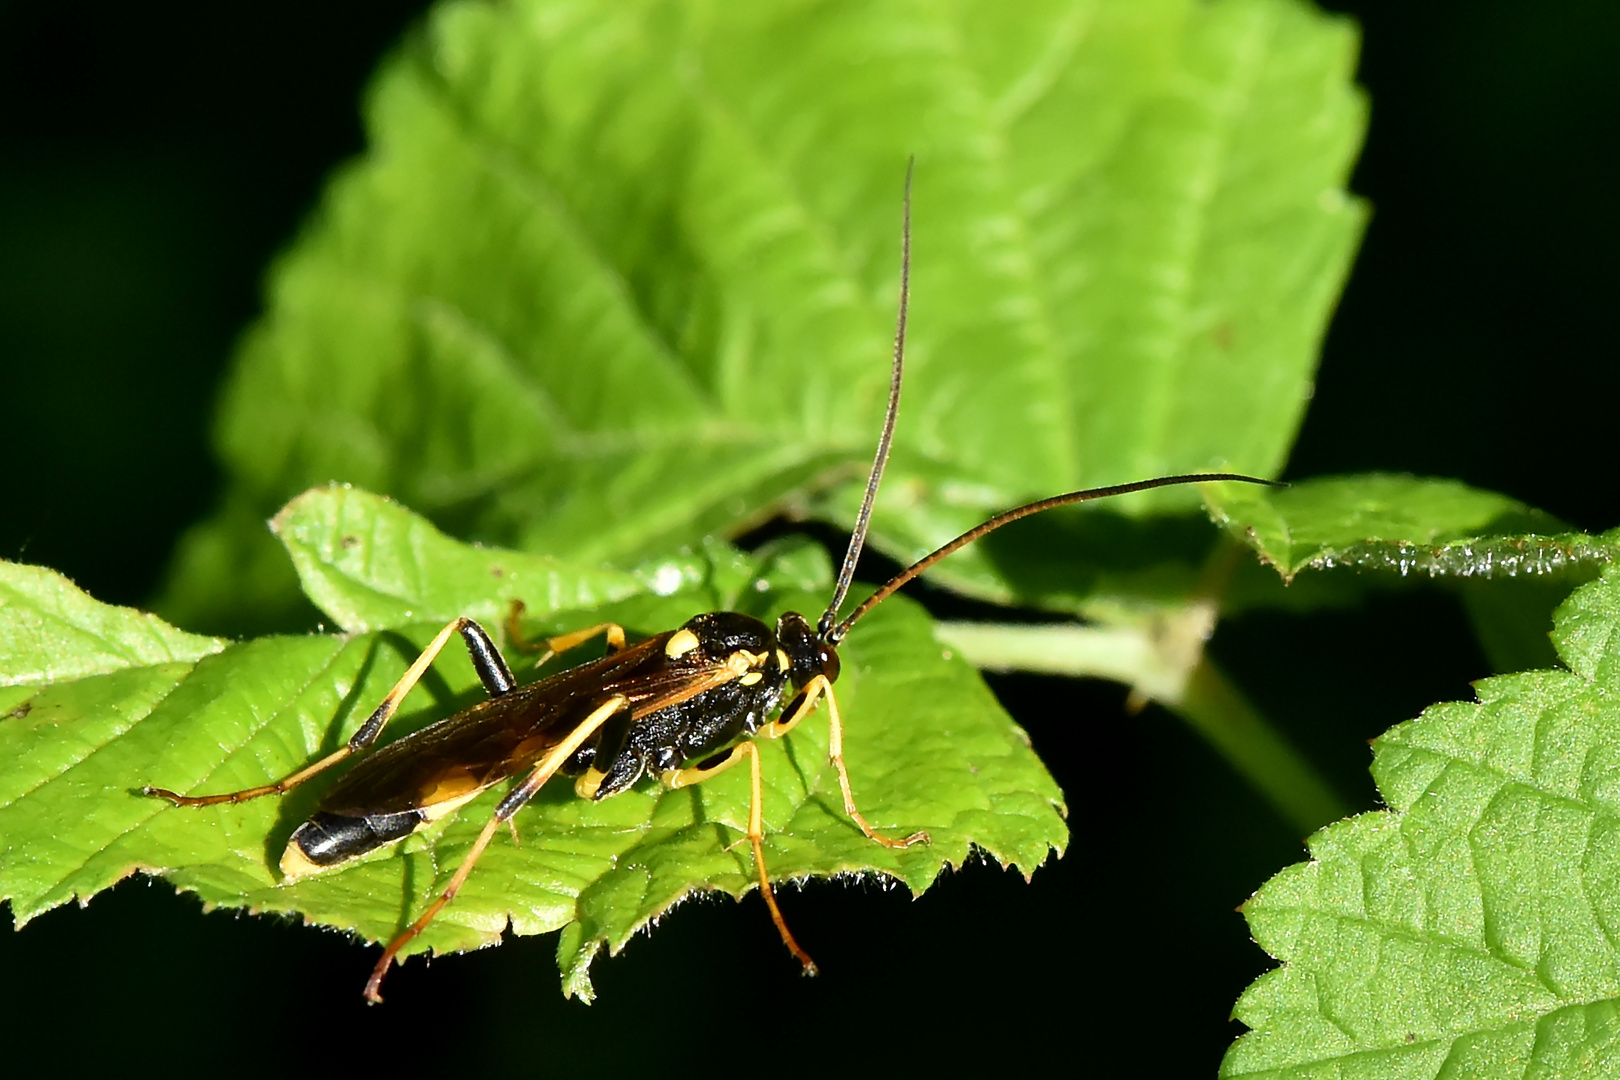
xmin=145 ymin=617 xmax=516 ymax=808
xmin=363 ymin=694 xmax=629 ymax=1003
xmin=663 ymin=744 xmax=818 ymax=977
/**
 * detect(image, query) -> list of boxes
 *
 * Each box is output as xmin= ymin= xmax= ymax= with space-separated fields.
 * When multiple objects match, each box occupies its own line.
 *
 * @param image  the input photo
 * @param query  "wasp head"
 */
xmin=774 ymin=611 xmax=840 ymax=689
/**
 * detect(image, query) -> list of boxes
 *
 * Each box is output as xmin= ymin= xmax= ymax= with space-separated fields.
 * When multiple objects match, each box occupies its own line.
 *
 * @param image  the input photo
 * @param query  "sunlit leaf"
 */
xmin=1206 ymin=474 xmax=1620 ymax=671
xmin=272 ymin=484 xmax=648 ymax=632
xmin=1206 ymin=473 xmax=1616 ymax=583
xmin=1223 ymin=563 xmax=1620 ymax=1077
xmin=0 ymin=562 xmax=223 ymax=688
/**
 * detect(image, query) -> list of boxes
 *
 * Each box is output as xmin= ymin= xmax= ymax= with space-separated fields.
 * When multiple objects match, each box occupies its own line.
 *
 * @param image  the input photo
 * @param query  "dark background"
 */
xmin=1 ymin=1 xmax=1615 ymax=1073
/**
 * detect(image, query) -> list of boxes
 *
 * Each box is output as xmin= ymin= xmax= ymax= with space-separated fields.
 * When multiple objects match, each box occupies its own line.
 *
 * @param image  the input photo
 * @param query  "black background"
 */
xmin=1 ymin=2 xmax=1616 ymax=1074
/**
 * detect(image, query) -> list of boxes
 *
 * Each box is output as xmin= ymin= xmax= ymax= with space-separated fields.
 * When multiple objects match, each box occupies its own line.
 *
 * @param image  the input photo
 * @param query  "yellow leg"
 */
xmin=363 ymin=812 xmax=504 ymax=1005
xmin=663 ymin=744 xmax=749 ymax=790
xmin=760 ymin=679 xmax=819 ymax=740
xmin=145 ymin=617 xmax=484 ymax=808
xmin=363 ymin=694 xmax=628 ymax=1004
xmin=660 ymin=743 xmax=817 ymax=975
xmin=769 ymin=675 xmax=929 ymax=850
xmin=740 ymin=742 xmax=818 ymax=976
xmin=506 ymin=600 xmax=626 ymax=668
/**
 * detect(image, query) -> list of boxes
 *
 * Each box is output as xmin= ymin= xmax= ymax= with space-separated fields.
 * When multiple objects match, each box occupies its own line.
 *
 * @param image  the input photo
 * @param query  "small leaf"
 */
xmin=1208 ymin=474 xmax=1618 ymax=674
xmin=271 ymin=484 xmax=647 ymax=632
xmin=1207 ymin=473 xmax=1618 ymax=582
xmin=0 ymin=492 xmax=1064 ymax=1000
xmin=0 ymin=562 xmax=223 ymax=687
xmin=1222 ymin=563 xmax=1620 ymax=1077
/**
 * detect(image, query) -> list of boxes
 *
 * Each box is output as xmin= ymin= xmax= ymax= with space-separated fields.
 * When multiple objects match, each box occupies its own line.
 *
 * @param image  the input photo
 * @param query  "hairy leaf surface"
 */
xmin=1207 ymin=473 xmax=1616 ymax=583
xmin=1223 ymin=564 xmax=1620 ymax=1077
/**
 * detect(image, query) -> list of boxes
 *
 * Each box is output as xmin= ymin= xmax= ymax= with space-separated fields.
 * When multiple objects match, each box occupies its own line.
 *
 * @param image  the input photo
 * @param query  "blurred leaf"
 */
xmin=1456 ymin=575 xmax=1576 ymax=674
xmin=1223 ymin=564 xmax=1620 ymax=1077
xmin=155 ymin=494 xmax=321 ymax=638
xmin=1 ymin=489 xmax=1064 ymax=1000
xmin=159 ymin=0 xmax=1366 ymax=633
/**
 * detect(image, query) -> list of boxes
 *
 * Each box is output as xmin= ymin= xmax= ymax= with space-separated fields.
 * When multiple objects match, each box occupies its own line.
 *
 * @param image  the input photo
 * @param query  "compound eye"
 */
xmin=819 ymin=642 xmax=841 ymax=683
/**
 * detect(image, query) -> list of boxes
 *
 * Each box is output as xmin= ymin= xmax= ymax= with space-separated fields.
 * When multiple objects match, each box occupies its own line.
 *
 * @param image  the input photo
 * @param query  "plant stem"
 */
xmin=1170 ymin=658 xmax=1349 ymax=833
xmin=934 ymin=620 xmax=1349 ymax=834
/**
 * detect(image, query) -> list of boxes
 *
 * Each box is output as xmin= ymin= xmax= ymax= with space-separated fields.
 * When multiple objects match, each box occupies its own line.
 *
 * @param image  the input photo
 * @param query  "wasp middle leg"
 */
xmin=505 ymin=599 xmax=627 ymax=668
xmin=665 ymin=742 xmax=818 ymax=976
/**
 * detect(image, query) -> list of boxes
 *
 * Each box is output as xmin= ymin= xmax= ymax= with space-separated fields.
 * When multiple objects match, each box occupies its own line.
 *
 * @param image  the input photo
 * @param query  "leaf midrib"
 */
xmin=1128 ymin=6 xmax=1275 ymax=479
xmin=938 ymin=11 xmax=1077 ymax=489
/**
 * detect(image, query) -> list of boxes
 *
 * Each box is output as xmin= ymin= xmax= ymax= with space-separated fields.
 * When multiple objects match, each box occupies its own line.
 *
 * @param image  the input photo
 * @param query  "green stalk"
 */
xmin=934 ymin=620 xmax=1348 ymax=834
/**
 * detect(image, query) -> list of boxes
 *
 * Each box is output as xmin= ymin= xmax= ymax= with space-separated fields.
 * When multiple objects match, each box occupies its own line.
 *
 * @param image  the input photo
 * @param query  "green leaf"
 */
xmin=0 ymin=489 xmax=1064 ymax=1000
xmin=1222 ymin=563 xmax=1620 ymax=1077
xmin=271 ymin=484 xmax=649 ymax=632
xmin=1207 ymin=474 xmax=1620 ymax=671
xmin=0 ymin=562 xmax=223 ymax=687
xmin=158 ymin=0 xmax=1366 ymax=633
xmin=1207 ymin=473 xmax=1617 ymax=583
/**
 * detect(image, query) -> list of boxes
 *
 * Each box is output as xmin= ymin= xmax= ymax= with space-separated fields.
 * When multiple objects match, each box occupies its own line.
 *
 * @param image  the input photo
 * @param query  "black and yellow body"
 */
xmin=278 ymin=611 xmax=824 ymax=880
xmin=146 ymin=604 xmax=891 ymax=1000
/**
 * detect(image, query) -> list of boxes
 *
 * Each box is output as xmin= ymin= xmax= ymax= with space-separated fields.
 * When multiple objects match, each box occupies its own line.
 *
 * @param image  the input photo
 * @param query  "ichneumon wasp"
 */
xmin=143 ymin=162 xmax=1276 ymax=1002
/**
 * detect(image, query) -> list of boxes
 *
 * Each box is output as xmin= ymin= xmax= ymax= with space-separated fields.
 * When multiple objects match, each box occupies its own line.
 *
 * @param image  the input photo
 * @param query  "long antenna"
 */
xmin=819 ymin=157 xmax=913 ymax=640
xmin=828 ymin=472 xmax=1281 ymax=642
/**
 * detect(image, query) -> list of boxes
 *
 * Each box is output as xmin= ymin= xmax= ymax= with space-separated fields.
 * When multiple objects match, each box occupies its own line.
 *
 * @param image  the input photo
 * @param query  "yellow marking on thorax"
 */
xmin=665 ymin=629 xmax=701 ymax=658
xmin=776 ymin=649 xmax=790 ymax=671
xmin=725 ymin=649 xmax=764 ymax=677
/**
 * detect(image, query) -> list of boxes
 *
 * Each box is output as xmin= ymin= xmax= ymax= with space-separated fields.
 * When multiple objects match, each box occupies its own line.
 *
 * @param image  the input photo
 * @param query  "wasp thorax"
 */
xmin=774 ymin=611 xmax=840 ymax=688
xmin=676 ymin=611 xmax=774 ymax=661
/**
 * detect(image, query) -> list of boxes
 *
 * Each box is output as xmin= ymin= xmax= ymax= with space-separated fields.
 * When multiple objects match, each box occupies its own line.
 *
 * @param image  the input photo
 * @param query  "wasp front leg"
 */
xmin=144 ymin=616 xmax=516 ymax=808
xmin=764 ymin=675 xmax=929 ymax=849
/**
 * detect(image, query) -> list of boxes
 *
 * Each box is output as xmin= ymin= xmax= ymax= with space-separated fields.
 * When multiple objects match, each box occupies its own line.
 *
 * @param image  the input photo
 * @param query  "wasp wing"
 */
xmin=314 ymin=633 xmax=741 ymax=818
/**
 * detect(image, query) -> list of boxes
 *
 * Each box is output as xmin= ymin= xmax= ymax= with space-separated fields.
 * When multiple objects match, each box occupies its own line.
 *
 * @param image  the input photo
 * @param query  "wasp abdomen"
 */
xmin=281 ymin=809 xmax=424 ymax=879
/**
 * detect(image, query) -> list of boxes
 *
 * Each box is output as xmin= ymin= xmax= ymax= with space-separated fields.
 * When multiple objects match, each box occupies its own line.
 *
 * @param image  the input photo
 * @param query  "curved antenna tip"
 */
xmin=832 ymin=471 xmax=1278 ymax=640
